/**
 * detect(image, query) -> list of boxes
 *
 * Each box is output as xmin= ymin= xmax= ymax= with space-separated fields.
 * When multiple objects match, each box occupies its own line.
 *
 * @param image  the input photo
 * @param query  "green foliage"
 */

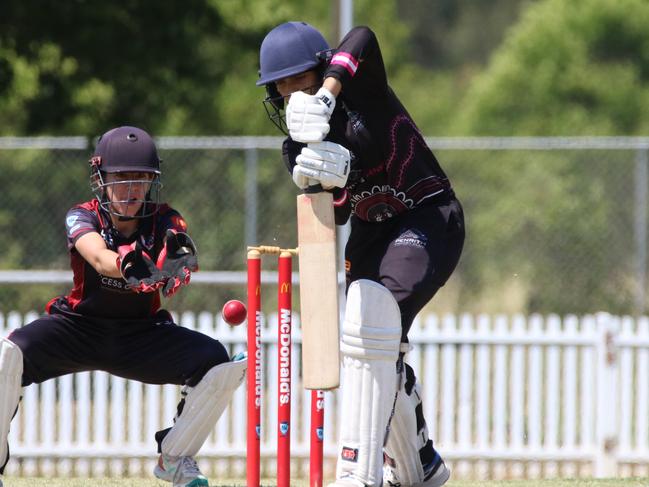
xmin=455 ymin=0 xmax=649 ymax=135
xmin=0 ymin=0 xmax=259 ymax=136
xmin=426 ymin=0 xmax=649 ymax=313
xmin=0 ymin=0 xmax=462 ymax=137
xmin=397 ymin=0 xmax=529 ymax=69
xmin=2 ymin=0 xmax=649 ymax=315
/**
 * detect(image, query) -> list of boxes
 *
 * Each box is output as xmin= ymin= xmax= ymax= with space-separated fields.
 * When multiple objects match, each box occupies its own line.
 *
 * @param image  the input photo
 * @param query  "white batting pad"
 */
xmin=384 ymin=367 xmax=427 ymax=485
xmin=333 ymin=280 xmax=402 ymax=487
xmin=384 ymin=362 xmax=450 ymax=487
xmin=162 ymin=354 xmax=247 ymax=457
xmin=0 ymin=338 xmax=23 ymax=468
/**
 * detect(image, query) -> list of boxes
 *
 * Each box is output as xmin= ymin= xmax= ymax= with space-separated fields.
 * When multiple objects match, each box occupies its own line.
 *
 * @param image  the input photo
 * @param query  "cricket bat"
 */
xmin=297 ymin=185 xmax=340 ymax=390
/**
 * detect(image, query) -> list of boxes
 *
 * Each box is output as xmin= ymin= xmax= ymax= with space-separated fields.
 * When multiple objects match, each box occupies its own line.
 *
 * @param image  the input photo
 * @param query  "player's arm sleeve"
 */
xmin=324 ymin=26 xmax=388 ymax=96
xmin=332 ymin=188 xmax=352 ymax=225
xmin=65 ymin=207 xmax=100 ymax=249
xmin=282 ymin=137 xmax=306 ymax=174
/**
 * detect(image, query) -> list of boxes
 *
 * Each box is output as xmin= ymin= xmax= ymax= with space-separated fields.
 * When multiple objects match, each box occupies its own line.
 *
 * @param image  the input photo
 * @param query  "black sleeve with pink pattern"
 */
xmin=324 ymin=26 xmax=388 ymax=95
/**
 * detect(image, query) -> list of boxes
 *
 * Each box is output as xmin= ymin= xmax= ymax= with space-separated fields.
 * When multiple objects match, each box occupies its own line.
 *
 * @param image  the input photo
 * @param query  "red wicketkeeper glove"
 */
xmin=156 ymin=229 xmax=198 ymax=297
xmin=116 ymin=241 xmax=169 ymax=293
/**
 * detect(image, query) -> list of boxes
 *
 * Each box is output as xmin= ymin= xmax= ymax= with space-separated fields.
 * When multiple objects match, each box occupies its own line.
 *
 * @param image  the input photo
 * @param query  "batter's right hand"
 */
xmin=117 ymin=241 xmax=168 ymax=293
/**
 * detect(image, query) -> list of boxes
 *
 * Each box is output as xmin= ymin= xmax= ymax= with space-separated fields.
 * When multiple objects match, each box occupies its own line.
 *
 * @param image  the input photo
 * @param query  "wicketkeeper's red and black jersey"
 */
xmin=282 ymin=26 xmax=453 ymax=224
xmin=48 ymin=199 xmax=188 ymax=320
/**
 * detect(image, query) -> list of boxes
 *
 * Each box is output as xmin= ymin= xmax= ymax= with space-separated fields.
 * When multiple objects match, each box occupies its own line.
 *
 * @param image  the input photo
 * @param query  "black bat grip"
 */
xmin=303 ymin=183 xmax=324 ymax=194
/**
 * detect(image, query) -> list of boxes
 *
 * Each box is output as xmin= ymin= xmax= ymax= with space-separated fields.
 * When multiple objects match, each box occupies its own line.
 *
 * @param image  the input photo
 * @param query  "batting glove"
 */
xmin=117 ymin=241 xmax=168 ymax=293
xmin=286 ymin=87 xmax=336 ymax=143
xmin=292 ymin=165 xmax=317 ymax=189
xmin=294 ymin=141 xmax=351 ymax=190
xmin=156 ymin=229 xmax=198 ymax=297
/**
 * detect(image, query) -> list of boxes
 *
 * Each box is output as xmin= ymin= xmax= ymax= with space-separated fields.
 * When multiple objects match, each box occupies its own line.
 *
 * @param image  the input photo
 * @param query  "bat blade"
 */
xmin=297 ymin=191 xmax=340 ymax=390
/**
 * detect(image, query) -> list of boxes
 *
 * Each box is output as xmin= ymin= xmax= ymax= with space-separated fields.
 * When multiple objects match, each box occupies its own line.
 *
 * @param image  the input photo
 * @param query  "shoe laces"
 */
xmin=180 ymin=456 xmax=202 ymax=476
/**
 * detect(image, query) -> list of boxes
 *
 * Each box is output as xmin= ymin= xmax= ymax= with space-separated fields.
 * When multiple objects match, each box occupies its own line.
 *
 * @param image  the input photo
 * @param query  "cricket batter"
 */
xmin=257 ymin=22 xmax=465 ymax=487
xmin=0 ymin=126 xmax=246 ymax=487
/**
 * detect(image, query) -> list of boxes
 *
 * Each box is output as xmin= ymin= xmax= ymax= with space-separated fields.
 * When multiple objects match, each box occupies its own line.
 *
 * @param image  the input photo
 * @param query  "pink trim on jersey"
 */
xmin=331 ymin=52 xmax=359 ymax=76
xmin=333 ymin=190 xmax=349 ymax=206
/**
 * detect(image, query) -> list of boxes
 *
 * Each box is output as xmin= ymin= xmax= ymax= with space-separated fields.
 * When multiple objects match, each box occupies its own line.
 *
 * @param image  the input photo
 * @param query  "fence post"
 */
xmin=594 ymin=313 xmax=619 ymax=477
xmin=634 ymin=148 xmax=648 ymax=314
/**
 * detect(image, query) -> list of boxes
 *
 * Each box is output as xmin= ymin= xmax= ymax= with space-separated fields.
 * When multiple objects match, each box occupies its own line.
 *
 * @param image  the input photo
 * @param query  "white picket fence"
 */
xmin=2 ymin=310 xmax=649 ymax=480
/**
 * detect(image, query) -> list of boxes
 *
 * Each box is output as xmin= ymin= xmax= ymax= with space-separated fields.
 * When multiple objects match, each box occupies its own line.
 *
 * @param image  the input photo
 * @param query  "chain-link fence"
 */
xmin=1 ymin=136 xmax=648 ymax=316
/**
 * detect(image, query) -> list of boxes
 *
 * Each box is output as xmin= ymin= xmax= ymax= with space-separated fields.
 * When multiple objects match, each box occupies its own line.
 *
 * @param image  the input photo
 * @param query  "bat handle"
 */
xmin=303 ymin=183 xmax=324 ymax=194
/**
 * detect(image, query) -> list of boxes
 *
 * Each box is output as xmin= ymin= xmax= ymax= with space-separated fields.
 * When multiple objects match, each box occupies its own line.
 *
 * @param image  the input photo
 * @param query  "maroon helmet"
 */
xmin=89 ymin=126 xmax=163 ymax=219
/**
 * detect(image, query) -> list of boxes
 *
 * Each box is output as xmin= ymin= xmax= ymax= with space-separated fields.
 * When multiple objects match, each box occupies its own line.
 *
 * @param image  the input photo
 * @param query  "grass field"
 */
xmin=2 ymin=479 xmax=648 ymax=487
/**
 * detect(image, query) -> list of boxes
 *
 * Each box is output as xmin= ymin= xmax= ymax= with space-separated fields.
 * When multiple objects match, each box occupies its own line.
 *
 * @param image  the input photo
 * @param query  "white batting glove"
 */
xmin=286 ymin=87 xmax=336 ymax=143
xmin=292 ymin=166 xmax=315 ymax=189
xmin=294 ymin=141 xmax=351 ymax=190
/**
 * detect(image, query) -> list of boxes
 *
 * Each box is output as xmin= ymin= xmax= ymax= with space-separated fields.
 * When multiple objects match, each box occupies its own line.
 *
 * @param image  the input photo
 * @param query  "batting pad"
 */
xmin=384 ymin=365 xmax=429 ymax=485
xmin=0 ymin=338 xmax=23 ymax=469
xmin=161 ymin=354 xmax=247 ymax=457
xmin=334 ymin=280 xmax=401 ymax=486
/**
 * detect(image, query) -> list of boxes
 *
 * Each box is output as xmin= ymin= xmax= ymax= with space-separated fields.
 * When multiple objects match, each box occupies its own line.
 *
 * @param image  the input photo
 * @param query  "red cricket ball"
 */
xmin=222 ymin=299 xmax=247 ymax=326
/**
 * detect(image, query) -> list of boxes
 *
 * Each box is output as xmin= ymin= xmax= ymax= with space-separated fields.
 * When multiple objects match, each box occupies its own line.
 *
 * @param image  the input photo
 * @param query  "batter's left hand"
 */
xmin=286 ymin=87 xmax=335 ymax=143
xmin=157 ymin=229 xmax=198 ymax=297
xmin=295 ymin=141 xmax=351 ymax=190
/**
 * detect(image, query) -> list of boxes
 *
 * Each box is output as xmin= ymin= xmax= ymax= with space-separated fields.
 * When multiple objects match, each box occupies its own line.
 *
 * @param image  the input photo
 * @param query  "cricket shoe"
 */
xmin=154 ymin=454 xmax=208 ymax=487
xmin=382 ymin=455 xmax=450 ymax=487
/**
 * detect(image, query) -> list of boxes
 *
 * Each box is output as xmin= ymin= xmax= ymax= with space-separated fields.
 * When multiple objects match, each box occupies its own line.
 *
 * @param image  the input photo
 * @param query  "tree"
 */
xmin=445 ymin=0 xmax=649 ymax=314
xmin=455 ymin=0 xmax=649 ymax=135
xmin=0 ymin=0 xmax=269 ymax=136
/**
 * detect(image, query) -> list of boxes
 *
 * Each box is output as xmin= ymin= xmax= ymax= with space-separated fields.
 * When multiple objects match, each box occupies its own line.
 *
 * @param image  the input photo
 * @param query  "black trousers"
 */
xmin=345 ymin=198 xmax=465 ymax=342
xmin=2 ymin=305 xmax=229 ymax=472
xmin=8 ymin=305 xmax=229 ymax=387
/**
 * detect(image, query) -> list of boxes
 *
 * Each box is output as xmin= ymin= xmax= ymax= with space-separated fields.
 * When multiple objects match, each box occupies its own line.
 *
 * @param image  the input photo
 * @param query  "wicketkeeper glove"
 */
xmin=293 ymin=141 xmax=351 ymax=190
xmin=286 ymin=87 xmax=336 ymax=143
xmin=156 ymin=229 xmax=198 ymax=297
xmin=116 ymin=241 xmax=168 ymax=293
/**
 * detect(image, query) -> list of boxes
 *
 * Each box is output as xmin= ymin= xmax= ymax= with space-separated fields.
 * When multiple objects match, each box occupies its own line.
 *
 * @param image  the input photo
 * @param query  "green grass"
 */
xmin=2 ymin=479 xmax=649 ymax=487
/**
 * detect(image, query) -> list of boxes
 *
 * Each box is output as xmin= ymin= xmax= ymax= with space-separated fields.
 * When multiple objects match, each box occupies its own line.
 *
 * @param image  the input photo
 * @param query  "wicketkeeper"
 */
xmin=257 ymin=23 xmax=465 ymax=487
xmin=0 ymin=126 xmax=246 ymax=487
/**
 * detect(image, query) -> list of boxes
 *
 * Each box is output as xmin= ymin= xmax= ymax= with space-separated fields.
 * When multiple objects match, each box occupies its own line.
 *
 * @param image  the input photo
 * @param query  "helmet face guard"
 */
xmin=90 ymin=166 xmax=162 ymax=219
xmin=263 ymin=83 xmax=289 ymax=135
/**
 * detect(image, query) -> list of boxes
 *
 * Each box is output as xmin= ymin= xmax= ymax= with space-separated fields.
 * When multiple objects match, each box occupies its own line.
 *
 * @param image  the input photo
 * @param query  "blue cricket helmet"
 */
xmin=257 ymin=22 xmax=331 ymax=134
xmin=257 ymin=21 xmax=330 ymax=86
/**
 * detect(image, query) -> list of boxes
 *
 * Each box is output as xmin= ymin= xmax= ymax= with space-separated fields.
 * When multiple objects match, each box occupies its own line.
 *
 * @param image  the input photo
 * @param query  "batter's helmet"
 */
xmin=89 ymin=126 xmax=163 ymax=219
xmin=257 ymin=22 xmax=331 ymax=134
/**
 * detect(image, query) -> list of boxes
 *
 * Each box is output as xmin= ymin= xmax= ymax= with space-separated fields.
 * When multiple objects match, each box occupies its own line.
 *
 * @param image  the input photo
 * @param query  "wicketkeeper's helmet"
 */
xmin=257 ymin=22 xmax=331 ymax=134
xmin=89 ymin=126 xmax=163 ymax=219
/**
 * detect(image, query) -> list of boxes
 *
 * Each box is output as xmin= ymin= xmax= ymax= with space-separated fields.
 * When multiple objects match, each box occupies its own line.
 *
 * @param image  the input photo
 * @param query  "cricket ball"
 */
xmin=222 ymin=299 xmax=247 ymax=326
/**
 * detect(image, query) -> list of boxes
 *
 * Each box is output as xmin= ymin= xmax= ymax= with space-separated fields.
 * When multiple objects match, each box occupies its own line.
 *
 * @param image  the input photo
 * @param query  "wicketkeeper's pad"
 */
xmin=161 ymin=353 xmax=247 ymax=457
xmin=0 ymin=338 xmax=22 ymax=472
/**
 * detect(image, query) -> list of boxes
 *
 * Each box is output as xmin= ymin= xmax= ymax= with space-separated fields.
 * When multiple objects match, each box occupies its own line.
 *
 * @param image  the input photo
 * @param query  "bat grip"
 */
xmin=303 ymin=183 xmax=324 ymax=194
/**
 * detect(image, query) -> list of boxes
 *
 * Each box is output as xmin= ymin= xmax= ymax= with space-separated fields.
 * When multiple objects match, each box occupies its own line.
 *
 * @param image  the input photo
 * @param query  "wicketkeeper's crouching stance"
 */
xmin=0 ymin=126 xmax=246 ymax=487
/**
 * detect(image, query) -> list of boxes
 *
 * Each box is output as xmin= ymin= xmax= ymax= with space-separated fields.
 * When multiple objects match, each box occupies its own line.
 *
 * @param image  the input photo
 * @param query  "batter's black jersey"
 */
xmin=283 ymin=26 xmax=453 ymax=224
xmin=48 ymin=199 xmax=189 ymax=320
